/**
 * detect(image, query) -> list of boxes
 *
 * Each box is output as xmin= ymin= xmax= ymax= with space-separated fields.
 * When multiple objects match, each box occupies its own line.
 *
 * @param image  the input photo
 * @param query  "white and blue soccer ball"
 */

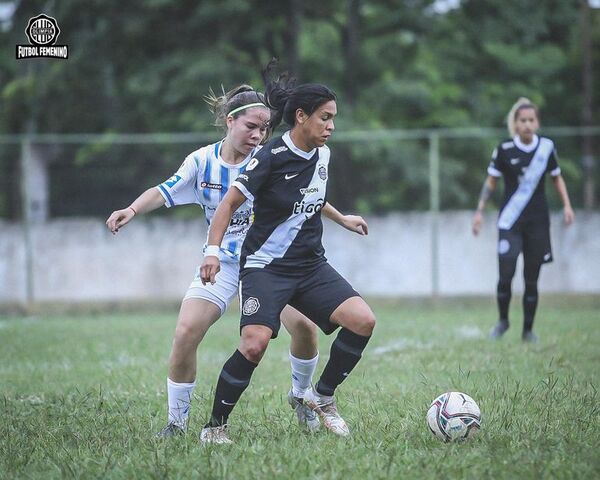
xmin=426 ymin=392 xmax=481 ymax=442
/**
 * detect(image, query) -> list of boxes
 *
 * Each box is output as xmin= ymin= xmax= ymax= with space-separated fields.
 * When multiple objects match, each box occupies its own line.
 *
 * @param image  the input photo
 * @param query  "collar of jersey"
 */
xmin=282 ymin=131 xmax=316 ymax=160
xmin=513 ymin=134 xmax=539 ymax=153
xmin=215 ymin=140 xmax=258 ymax=169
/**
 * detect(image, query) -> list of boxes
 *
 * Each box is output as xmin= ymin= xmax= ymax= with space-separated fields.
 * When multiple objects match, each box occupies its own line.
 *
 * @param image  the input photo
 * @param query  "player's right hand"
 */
xmin=106 ymin=208 xmax=135 ymax=234
xmin=472 ymin=211 xmax=483 ymax=236
xmin=200 ymin=256 xmax=220 ymax=285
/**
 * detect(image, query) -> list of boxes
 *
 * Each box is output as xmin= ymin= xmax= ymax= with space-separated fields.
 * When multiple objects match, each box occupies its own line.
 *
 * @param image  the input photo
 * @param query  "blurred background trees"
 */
xmin=0 ymin=0 xmax=598 ymax=217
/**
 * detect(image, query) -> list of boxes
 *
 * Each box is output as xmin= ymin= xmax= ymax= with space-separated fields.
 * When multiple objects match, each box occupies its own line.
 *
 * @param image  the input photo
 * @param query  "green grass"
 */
xmin=1 ymin=297 xmax=599 ymax=479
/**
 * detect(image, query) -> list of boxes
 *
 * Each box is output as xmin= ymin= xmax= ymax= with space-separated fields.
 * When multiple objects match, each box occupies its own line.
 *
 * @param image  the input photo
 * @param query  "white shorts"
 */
xmin=183 ymin=260 xmax=240 ymax=315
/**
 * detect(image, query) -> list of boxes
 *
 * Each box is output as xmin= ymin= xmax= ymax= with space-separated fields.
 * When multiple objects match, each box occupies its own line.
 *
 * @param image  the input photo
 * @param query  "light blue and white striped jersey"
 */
xmin=156 ymin=140 xmax=259 ymax=263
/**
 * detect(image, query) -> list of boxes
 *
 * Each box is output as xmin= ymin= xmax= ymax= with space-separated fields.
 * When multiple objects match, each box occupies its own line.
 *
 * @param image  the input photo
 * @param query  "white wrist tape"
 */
xmin=204 ymin=245 xmax=220 ymax=257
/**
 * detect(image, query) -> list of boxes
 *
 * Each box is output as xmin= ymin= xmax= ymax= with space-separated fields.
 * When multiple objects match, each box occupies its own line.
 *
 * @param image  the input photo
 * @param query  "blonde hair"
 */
xmin=506 ymin=97 xmax=539 ymax=137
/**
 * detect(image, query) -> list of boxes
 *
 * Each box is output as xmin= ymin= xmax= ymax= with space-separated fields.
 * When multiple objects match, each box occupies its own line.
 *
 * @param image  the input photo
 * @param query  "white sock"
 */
xmin=289 ymin=352 xmax=319 ymax=398
xmin=167 ymin=378 xmax=196 ymax=428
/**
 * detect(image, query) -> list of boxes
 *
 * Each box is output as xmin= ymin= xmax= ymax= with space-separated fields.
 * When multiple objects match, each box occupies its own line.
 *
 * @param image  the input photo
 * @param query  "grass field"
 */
xmin=1 ymin=297 xmax=599 ymax=479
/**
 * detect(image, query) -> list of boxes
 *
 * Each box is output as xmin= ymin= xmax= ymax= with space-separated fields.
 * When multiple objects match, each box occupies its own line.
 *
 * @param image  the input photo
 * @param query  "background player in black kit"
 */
xmin=197 ymin=64 xmax=376 ymax=443
xmin=472 ymin=97 xmax=575 ymax=342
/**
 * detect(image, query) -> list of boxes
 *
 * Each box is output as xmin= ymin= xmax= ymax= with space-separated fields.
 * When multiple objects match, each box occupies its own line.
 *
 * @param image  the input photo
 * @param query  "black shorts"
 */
xmin=498 ymin=217 xmax=553 ymax=265
xmin=238 ymin=261 xmax=360 ymax=338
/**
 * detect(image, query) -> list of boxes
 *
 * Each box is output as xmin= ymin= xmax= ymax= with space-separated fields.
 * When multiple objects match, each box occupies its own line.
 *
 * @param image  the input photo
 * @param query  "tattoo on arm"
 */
xmin=478 ymin=181 xmax=492 ymax=207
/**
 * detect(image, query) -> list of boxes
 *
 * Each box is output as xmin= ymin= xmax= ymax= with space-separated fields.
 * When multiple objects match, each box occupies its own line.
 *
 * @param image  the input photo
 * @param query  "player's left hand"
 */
xmin=106 ymin=207 xmax=135 ymax=234
xmin=200 ymin=256 xmax=220 ymax=285
xmin=342 ymin=215 xmax=368 ymax=235
xmin=564 ymin=206 xmax=575 ymax=226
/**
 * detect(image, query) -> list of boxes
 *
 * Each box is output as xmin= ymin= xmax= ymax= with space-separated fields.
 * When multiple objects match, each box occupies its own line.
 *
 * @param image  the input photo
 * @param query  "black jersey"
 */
xmin=232 ymin=131 xmax=330 ymax=271
xmin=487 ymin=135 xmax=560 ymax=229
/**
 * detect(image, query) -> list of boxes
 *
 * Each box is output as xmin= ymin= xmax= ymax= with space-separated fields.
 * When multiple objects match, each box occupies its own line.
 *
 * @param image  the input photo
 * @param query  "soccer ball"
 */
xmin=426 ymin=392 xmax=481 ymax=442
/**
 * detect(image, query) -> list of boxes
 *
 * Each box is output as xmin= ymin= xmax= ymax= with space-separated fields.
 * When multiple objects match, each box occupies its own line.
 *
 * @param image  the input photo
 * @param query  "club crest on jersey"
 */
xmin=201 ymin=181 xmax=223 ymax=190
xmin=242 ymin=297 xmax=260 ymax=315
xmin=318 ymin=165 xmax=327 ymax=180
xmin=246 ymin=158 xmax=259 ymax=171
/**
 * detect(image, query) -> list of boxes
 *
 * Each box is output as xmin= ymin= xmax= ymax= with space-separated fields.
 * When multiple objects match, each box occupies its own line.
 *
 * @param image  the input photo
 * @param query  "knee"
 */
xmin=173 ymin=317 xmax=203 ymax=346
xmin=239 ymin=331 xmax=270 ymax=363
xmin=349 ymin=310 xmax=376 ymax=337
xmin=360 ymin=311 xmax=376 ymax=336
xmin=295 ymin=320 xmax=318 ymax=344
xmin=524 ymin=280 xmax=538 ymax=294
xmin=240 ymin=341 xmax=268 ymax=363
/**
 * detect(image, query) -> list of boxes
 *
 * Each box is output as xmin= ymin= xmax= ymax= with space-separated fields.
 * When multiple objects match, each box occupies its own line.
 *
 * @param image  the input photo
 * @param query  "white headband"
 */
xmin=227 ymin=102 xmax=266 ymax=117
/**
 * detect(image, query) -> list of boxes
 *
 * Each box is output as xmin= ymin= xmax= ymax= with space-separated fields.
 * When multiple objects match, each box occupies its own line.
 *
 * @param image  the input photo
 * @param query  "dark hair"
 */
xmin=262 ymin=59 xmax=337 ymax=130
xmin=204 ymin=84 xmax=267 ymax=130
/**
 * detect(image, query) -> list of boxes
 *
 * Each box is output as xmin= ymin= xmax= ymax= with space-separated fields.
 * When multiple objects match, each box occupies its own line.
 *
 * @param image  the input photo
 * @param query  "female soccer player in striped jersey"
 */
xmin=106 ymin=85 xmax=369 ymax=437
xmin=472 ymin=97 xmax=575 ymax=342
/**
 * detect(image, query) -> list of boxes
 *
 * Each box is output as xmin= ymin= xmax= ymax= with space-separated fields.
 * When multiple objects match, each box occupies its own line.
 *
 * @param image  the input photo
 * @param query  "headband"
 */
xmin=227 ymin=102 xmax=266 ymax=117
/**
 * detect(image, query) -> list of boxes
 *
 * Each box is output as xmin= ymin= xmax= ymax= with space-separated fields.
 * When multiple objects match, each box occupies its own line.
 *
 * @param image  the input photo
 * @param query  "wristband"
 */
xmin=204 ymin=245 xmax=220 ymax=257
xmin=128 ymin=206 xmax=137 ymax=215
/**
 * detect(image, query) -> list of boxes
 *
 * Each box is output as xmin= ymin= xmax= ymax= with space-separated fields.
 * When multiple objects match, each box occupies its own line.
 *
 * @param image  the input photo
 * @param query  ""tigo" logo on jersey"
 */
xmin=293 ymin=198 xmax=324 ymax=215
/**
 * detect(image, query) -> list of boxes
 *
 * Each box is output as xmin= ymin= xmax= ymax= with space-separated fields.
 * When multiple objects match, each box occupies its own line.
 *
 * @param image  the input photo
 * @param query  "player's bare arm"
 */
xmin=200 ymin=186 xmax=247 ymax=285
xmin=106 ymin=187 xmax=165 ymax=234
xmin=472 ymin=175 xmax=497 ymax=236
xmin=552 ymin=175 xmax=575 ymax=225
xmin=322 ymin=202 xmax=368 ymax=235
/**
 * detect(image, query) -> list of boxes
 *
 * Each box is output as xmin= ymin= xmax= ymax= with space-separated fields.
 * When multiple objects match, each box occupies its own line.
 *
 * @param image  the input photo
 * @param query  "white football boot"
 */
xmin=303 ymin=387 xmax=350 ymax=437
xmin=287 ymin=390 xmax=320 ymax=432
xmin=199 ymin=425 xmax=233 ymax=444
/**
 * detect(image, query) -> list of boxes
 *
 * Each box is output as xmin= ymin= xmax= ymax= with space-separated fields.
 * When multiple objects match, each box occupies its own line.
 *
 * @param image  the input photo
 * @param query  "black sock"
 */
xmin=497 ymin=282 xmax=511 ymax=323
xmin=315 ymin=328 xmax=371 ymax=397
xmin=497 ymin=256 xmax=517 ymax=323
xmin=523 ymin=282 xmax=538 ymax=333
xmin=206 ymin=350 xmax=257 ymax=427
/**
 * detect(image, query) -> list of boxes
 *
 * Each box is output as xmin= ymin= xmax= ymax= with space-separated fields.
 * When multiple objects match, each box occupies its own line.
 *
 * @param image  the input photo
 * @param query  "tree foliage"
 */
xmin=0 ymin=0 xmax=598 ymax=216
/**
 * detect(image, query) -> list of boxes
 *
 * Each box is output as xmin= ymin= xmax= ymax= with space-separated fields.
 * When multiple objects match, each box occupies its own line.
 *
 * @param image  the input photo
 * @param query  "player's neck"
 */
xmin=220 ymin=140 xmax=246 ymax=165
xmin=289 ymin=129 xmax=314 ymax=152
xmin=516 ymin=133 xmax=536 ymax=145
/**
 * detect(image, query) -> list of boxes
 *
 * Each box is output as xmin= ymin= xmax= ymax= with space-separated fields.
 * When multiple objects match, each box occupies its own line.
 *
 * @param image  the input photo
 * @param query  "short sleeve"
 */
xmin=487 ymin=146 xmax=503 ymax=177
xmin=231 ymin=153 xmax=272 ymax=202
xmin=547 ymin=145 xmax=561 ymax=177
xmin=156 ymin=153 xmax=203 ymax=207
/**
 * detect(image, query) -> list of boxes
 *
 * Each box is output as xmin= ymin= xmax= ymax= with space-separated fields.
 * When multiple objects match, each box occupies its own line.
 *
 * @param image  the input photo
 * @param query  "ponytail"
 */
xmin=204 ymin=84 xmax=267 ymax=131
xmin=262 ymin=58 xmax=336 ymax=130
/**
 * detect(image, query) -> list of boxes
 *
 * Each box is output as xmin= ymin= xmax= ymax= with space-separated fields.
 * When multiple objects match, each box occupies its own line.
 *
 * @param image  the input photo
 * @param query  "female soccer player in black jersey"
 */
xmin=472 ymin=98 xmax=575 ymax=342
xmin=198 ymin=65 xmax=376 ymax=443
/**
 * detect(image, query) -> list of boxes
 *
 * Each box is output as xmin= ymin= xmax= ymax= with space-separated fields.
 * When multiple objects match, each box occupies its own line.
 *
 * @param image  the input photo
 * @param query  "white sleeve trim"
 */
xmin=156 ymin=185 xmax=174 ymax=207
xmin=487 ymin=166 xmax=502 ymax=177
xmin=231 ymin=181 xmax=254 ymax=202
xmin=550 ymin=166 xmax=561 ymax=177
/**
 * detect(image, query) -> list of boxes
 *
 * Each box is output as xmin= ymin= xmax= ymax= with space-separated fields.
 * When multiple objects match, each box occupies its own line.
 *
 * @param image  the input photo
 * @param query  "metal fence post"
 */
xmin=429 ymin=133 xmax=440 ymax=298
xmin=20 ymin=138 xmax=35 ymax=311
